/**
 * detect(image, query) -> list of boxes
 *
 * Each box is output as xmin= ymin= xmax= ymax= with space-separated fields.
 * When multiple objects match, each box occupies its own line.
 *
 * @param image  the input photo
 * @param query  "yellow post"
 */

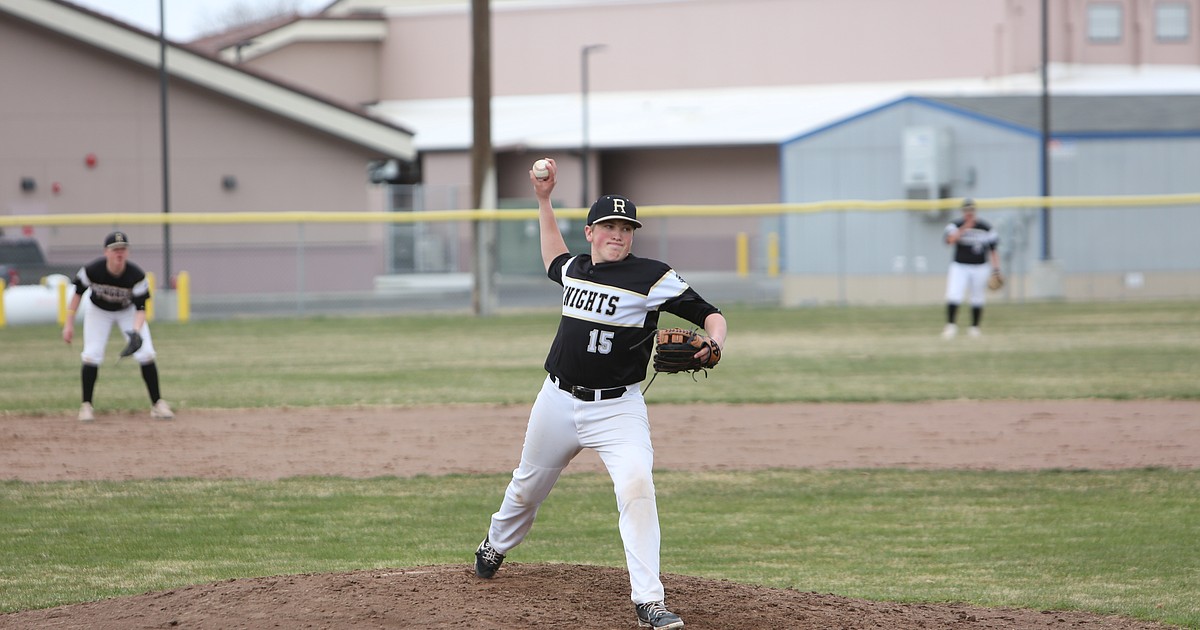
xmin=177 ymin=271 xmax=191 ymax=323
xmin=767 ymin=232 xmax=780 ymax=278
xmin=0 ymin=279 xmax=6 ymax=328
xmin=57 ymin=280 xmax=68 ymax=325
xmin=736 ymin=232 xmax=749 ymax=277
xmin=145 ymin=272 xmax=156 ymax=321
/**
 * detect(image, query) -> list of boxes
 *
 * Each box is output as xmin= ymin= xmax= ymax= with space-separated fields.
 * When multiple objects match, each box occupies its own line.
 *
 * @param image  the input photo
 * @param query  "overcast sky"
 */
xmin=67 ymin=0 xmax=330 ymax=41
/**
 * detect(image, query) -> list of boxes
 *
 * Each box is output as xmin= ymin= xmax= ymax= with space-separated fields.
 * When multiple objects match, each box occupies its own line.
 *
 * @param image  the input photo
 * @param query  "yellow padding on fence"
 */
xmin=2 ymin=193 xmax=1198 ymax=227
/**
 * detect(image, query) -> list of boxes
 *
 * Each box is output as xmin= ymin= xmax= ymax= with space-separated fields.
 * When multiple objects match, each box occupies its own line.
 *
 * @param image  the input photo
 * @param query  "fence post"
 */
xmin=297 ymin=223 xmax=306 ymax=316
xmin=736 ymin=232 xmax=749 ymax=277
xmin=767 ymin=232 xmax=779 ymax=278
xmin=57 ymin=280 xmax=68 ymax=324
xmin=146 ymin=272 xmax=156 ymax=321
xmin=177 ymin=271 xmax=191 ymax=323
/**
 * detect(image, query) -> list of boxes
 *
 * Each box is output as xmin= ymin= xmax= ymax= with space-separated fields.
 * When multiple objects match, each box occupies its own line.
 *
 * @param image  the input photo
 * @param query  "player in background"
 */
xmin=62 ymin=231 xmax=174 ymax=422
xmin=473 ymin=158 xmax=726 ymax=629
xmin=941 ymin=198 xmax=1000 ymax=339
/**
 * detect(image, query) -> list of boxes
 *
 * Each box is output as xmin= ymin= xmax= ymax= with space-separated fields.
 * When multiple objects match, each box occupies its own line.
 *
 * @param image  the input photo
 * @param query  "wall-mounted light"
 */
xmin=20 ymin=177 xmax=36 ymax=192
xmin=221 ymin=175 xmax=237 ymax=191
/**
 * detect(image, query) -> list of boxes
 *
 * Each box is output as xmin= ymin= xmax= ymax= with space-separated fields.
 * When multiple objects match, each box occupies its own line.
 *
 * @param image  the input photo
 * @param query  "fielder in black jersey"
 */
xmin=942 ymin=198 xmax=1000 ymax=339
xmin=62 ymin=231 xmax=173 ymax=422
xmin=474 ymin=158 xmax=726 ymax=630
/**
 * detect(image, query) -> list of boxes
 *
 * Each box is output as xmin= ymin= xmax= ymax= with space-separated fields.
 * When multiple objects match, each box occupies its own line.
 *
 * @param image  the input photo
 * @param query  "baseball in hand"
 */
xmin=532 ymin=159 xmax=550 ymax=180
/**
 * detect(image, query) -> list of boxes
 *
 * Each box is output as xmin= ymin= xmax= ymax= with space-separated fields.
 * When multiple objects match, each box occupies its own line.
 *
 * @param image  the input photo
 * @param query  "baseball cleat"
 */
xmin=941 ymin=323 xmax=957 ymax=339
xmin=635 ymin=601 xmax=684 ymax=629
xmin=474 ymin=537 xmax=505 ymax=578
xmin=78 ymin=402 xmax=95 ymax=423
xmin=968 ymin=326 xmax=982 ymax=338
xmin=151 ymin=400 xmax=175 ymax=420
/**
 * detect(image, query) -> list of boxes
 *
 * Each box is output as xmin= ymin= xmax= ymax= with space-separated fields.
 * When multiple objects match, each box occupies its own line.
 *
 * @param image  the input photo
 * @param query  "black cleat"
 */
xmin=635 ymin=601 xmax=684 ymax=629
xmin=474 ymin=537 xmax=505 ymax=578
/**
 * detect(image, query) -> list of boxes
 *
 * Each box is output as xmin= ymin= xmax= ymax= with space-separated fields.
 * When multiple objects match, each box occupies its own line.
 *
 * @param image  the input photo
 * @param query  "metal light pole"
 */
xmin=1039 ymin=0 xmax=1051 ymax=261
xmin=580 ymin=44 xmax=606 ymax=208
xmin=158 ymin=0 xmax=172 ymax=288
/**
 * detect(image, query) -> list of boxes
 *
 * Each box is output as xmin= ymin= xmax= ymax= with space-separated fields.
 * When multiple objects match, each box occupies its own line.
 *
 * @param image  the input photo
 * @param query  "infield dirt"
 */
xmin=2 ymin=400 xmax=1196 ymax=629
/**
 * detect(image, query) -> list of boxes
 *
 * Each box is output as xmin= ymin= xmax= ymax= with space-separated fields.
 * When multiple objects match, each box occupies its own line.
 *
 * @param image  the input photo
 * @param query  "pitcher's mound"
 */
xmin=0 ymin=563 xmax=1175 ymax=629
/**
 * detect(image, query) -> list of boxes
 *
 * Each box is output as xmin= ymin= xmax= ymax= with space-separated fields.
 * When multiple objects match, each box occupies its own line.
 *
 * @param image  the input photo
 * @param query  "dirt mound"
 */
xmin=0 ymin=563 xmax=1177 ymax=629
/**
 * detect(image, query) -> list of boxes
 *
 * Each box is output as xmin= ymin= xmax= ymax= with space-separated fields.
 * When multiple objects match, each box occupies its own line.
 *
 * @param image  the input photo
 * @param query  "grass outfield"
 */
xmin=1 ymin=300 xmax=1198 ymax=413
xmin=1 ymin=301 xmax=1198 ymax=627
xmin=1 ymin=471 xmax=1197 ymax=626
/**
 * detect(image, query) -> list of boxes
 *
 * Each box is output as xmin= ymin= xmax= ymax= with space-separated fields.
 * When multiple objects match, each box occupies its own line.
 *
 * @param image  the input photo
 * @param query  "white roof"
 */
xmin=370 ymin=64 xmax=1200 ymax=152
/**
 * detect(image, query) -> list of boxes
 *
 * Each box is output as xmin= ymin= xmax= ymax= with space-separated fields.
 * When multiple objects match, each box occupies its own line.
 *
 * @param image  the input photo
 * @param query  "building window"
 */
xmin=1087 ymin=3 xmax=1123 ymax=43
xmin=1156 ymin=2 xmax=1190 ymax=41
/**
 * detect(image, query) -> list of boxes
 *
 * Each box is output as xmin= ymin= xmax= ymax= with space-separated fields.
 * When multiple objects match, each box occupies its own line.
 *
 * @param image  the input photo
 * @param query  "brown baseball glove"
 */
xmin=988 ymin=270 xmax=1005 ymax=291
xmin=653 ymin=328 xmax=721 ymax=374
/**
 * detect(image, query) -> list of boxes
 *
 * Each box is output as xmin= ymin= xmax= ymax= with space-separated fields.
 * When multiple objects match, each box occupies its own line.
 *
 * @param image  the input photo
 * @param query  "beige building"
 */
xmin=210 ymin=0 xmax=1200 ymax=273
xmin=4 ymin=0 xmax=1200 ymax=300
xmin=1 ymin=0 xmax=415 ymax=295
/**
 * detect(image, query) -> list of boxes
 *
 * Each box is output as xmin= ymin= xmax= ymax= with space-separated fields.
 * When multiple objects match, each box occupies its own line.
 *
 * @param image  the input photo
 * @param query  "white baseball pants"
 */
xmin=487 ymin=375 xmax=664 ymax=604
xmin=944 ymin=262 xmax=990 ymax=307
xmin=79 ymin=300 xmax=157 ymax=365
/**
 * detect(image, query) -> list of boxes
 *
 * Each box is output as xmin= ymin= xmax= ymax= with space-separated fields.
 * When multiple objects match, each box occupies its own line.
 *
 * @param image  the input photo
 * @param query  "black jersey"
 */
xmin=944 ymin=219 xmax=998 ymax=265
xmin=545 ymin=252 xmax=721 ymax=389
xmin=73 ymin=257 xmax=150 ymax=312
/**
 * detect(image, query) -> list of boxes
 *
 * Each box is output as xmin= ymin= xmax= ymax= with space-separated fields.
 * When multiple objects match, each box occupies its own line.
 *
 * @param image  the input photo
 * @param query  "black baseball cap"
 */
xmin=587 ymin=194 xmax=642 ymax=228
xmin=104 ymin=231 xmax=130 ymax=249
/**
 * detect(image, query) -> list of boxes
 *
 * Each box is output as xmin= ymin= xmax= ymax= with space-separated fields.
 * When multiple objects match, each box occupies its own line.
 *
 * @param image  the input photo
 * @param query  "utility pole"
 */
xmin=470 ymin=0 xmax=496 ymax=316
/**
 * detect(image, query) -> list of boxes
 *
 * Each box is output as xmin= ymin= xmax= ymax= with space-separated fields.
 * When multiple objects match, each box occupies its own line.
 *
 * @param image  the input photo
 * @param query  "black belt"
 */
xmin=551 ymin=376 xmax=627 ymax=402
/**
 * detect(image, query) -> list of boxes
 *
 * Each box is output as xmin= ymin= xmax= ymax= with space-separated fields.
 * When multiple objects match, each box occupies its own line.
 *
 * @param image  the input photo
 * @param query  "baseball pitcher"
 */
xmin=473 ymin=158 xmax=726 ymax=629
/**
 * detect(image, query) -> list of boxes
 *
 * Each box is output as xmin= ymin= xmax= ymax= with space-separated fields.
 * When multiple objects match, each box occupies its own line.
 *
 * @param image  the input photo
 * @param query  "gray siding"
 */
xmin=782 ymin=99 xmax=1043 ymax=276
xmin=780 ymin=97 xmax=1200 ymax=302
xmin=1052 ymin=138 xmax=1200 ymax=195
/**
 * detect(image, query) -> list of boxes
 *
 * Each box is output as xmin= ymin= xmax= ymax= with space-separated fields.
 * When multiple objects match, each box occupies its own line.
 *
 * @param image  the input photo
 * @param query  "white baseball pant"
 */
xmin=487 ymin=375 xmax=663 ymax=604
xmin=944 ymin=261 xmax=991 ymax=307
xmin=79 ymin=300 xmax=157 ymax=365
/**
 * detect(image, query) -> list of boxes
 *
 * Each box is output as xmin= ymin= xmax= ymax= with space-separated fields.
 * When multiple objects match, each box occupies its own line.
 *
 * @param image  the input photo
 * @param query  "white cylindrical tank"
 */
xmin=2 ymin=274 xmax=78 ymax=325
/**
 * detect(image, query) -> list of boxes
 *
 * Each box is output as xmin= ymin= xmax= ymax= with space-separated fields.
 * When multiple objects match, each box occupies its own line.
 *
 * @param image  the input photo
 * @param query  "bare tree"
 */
xmin=194 ymin=0 xmax=313 ymax=37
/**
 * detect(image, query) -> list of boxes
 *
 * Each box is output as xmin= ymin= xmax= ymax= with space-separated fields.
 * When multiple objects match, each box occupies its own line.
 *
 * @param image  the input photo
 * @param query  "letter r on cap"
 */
xmin=613 ymin=198 xmax=626 ymax=213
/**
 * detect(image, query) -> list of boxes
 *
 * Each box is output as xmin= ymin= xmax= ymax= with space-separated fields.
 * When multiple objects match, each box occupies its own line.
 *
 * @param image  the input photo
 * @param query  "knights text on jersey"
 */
xmin=945 ymin=219 xmax=998 ymax=265
xmin=74 ymin=257 xmax=151 ymax=312
xmin=545 ymin=253 xmax=720 ymax=388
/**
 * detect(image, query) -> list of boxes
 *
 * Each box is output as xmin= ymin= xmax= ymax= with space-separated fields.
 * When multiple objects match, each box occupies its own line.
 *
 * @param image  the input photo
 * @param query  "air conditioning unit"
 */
xmin=902 ymin=126 xmax=953 ymax=220
xmin=902 ymin=126 xmax=953 ymax=198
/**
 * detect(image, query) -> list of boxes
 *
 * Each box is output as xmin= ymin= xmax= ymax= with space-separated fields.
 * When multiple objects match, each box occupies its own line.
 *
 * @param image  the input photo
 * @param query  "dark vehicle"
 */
xmin=0 ymin=238 xmax=80 ymax=286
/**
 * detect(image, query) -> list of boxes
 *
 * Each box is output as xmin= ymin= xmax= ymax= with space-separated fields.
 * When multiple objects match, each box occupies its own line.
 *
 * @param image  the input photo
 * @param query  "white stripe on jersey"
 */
xmin=560 ymin=264 xmax=688 ymax=329
xmin=647 ymin=269 xmax=689 ymax=303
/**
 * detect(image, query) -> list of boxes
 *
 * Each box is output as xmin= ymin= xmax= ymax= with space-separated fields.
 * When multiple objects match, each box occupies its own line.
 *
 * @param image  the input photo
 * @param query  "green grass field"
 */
xmin=1 ymin=301 xmax=1198 ymax=626
xmin=2 ymin=300 xmax=1198 ymax=413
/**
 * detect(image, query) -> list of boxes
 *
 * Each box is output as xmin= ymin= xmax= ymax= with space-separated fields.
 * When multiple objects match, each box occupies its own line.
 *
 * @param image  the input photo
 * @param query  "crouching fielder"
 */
xmin=62 ymin=231 xmax=174 ymax=422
